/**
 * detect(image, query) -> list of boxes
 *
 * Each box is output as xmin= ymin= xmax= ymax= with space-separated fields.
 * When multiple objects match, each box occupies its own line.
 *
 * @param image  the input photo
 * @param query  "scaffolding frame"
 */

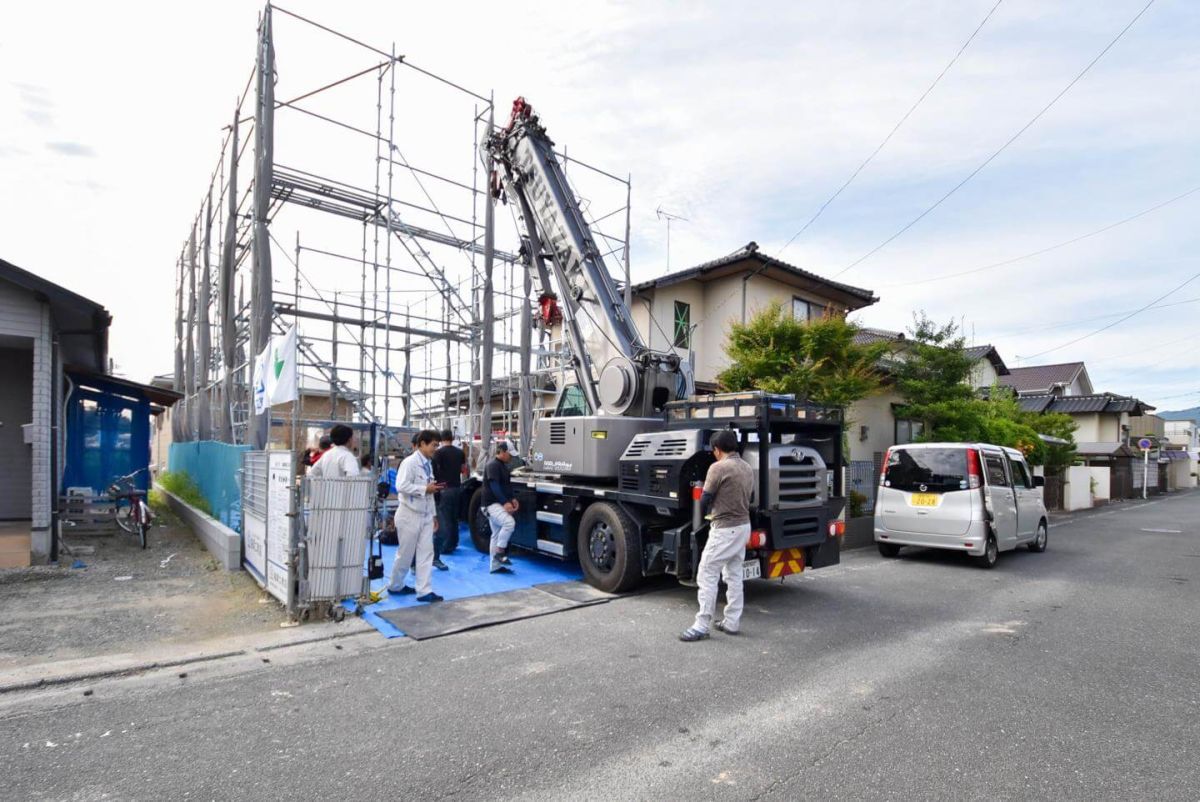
xmin=171 ymin=4 xmax=633 ymax=464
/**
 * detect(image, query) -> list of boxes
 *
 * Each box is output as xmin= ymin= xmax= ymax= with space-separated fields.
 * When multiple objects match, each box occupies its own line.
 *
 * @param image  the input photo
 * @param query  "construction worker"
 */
xmin=386 ymin=429 xmax=444 ymax=603
xmin=482 ymin=442 xmax=517 ymax=574
xmin=430 ymin=429 xmax=466 ymax=570
xmin=680 ymin=429 xmax=753 ymax=642
xmin=307 ymin=425 xmax=359 ymax=478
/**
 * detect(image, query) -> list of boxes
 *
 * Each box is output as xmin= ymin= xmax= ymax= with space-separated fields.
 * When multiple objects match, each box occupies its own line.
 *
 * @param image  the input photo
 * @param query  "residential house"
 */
xmin=1163 ymin=419 xmax=1199 ymax=490
xmin=0 ymin=257 xmax=177 ymax=566
xmin=1017 ymin=393 xmax=1154 ymax=499
xmin=1000 ymin=362 xmax=1093 ymax=397
xmin=629 ymin=242 xmax=879 ymax=390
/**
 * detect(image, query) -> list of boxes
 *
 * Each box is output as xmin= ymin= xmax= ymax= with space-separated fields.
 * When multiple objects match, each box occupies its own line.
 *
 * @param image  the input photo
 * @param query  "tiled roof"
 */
xmin=852 ymin=327 xmax=905 ymax=346
xmin=632 ymin=242 xmax=877 ymax=308
xmin=1018 ymin=393 xmax=1153 ymax=416
xmin=999 ymin=362 xmax=1085 ymax=394
xmin=963 ymin=344 xmax=1009 ymax=376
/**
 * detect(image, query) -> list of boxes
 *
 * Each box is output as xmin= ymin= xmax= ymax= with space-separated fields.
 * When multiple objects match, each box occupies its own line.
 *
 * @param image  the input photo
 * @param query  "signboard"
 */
xmin=241 ymin=450 xmax=295 ymax=608
xmin=1137 ymin=438 xmax=1153 ymax=450
xmin=266 ymin=451 xmax=294 ymax=604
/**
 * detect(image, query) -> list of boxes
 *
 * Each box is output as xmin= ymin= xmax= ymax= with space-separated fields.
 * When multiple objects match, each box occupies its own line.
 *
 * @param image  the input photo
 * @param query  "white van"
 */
xmin=873 ymin=442 xmax=1048 ymax=568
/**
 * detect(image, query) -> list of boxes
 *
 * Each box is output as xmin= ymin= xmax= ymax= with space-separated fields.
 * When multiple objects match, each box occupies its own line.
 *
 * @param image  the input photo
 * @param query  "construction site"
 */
xmin=168 ymin=5 xmax=638 ymax=461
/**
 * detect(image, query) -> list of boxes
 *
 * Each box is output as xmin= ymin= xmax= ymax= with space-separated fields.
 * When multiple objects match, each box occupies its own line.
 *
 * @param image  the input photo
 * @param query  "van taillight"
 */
xmin=967 ymin=448 xmax=981 ymax=489
xmin=880 ymin=448 xmax=891 ymax=486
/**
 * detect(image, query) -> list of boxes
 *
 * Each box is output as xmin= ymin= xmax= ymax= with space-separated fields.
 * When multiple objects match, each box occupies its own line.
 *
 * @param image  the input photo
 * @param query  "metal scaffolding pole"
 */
xmin=479 ymin=101 xmax=495 ymax=462
xmin=197 ymin=192 xmax=213 ymax=441
xmin=185 ymin=225 xmax=197 ymax=441
xmin=249 ymin=5 xmax=276 ymax=449
xmin=217 ymin=110 xmax=239 ymax=444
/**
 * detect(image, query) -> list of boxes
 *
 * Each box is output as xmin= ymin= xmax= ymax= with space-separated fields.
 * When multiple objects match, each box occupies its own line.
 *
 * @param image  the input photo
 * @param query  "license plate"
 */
xmin=910 ymin=493 xmax=939 ymax=507
xmin=742 ymin=559 xmax=762 ymax=580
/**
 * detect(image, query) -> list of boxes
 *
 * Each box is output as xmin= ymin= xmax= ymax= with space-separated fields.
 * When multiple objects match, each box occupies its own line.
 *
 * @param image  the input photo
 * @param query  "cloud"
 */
xmin=46 ymin=141 xmax=96 ymax=158
xmin=13 ymin=82 xmax=54 ymax=127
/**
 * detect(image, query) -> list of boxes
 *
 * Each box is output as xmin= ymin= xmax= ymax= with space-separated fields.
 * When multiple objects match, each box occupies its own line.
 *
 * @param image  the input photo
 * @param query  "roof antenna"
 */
xmin=656 ymin=206 xmax=688 ymax=272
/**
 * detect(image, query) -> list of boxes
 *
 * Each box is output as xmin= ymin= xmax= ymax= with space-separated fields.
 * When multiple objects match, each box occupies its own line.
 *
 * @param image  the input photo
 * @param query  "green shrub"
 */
xmin=848 ymin=489 xmax=868 ymax=519
xmin=156 ymin=471 xmax=212 ymax=516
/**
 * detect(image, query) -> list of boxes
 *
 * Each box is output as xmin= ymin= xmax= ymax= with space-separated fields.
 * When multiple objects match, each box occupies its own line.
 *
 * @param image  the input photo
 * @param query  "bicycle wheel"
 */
xmin=113 ymin=500 xmax=137 ymax=535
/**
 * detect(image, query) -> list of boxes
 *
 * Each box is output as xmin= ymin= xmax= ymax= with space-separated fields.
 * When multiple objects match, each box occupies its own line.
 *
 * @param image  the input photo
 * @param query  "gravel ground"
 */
xmin=0 ymin=505 xmax=287 ymax=671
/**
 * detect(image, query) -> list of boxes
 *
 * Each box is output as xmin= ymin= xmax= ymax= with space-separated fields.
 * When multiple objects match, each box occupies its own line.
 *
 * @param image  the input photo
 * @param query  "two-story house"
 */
xmin=629 ymin=242 xmax=878 ymax=388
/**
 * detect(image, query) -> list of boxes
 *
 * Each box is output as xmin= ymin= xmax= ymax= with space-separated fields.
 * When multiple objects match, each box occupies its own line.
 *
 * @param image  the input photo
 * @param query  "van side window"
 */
xmin=983 ymin=454 xmax=1009 ymax=487
xmin=1009 ymin=458 xmax=1033 ymax=489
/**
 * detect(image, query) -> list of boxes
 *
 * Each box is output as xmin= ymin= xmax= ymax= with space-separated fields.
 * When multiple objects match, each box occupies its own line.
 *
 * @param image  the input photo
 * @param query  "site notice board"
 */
xmin=242 ymin=450 xmax=295 ymax=607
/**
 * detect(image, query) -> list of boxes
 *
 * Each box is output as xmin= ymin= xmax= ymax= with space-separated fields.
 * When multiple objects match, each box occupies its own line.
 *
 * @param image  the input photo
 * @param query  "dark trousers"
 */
xmin=434 ymin=486 xmax=462 ymax=557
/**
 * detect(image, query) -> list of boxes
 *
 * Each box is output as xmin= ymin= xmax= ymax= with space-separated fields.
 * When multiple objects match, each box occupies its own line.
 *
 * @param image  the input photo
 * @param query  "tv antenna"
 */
xmin=656 ymin=206 xmax=688 ymax=272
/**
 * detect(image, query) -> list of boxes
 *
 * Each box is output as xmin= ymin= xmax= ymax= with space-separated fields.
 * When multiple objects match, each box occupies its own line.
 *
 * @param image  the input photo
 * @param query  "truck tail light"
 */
xmin=967 ymin=448 xmax=981 ymax=489
xmin=747 ymin=529 xmax=767 ymax=549
xmin=691 ymin=484 xmax=703 ymax=501
xmin=828 ymin=520 xmax=845 ymax=537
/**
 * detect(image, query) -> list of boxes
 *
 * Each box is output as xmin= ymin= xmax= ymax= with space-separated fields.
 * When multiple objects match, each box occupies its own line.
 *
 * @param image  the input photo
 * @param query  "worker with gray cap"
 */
xmin=482 ymin=442 xmax=518 ymax=573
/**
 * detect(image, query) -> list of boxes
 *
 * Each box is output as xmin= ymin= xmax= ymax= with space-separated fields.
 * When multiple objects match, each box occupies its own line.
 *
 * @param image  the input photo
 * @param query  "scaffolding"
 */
xmin=170 ymin=5 xmax=634 ymax=463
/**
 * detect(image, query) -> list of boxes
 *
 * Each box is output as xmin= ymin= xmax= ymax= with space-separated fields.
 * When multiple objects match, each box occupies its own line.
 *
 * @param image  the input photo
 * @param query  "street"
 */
xmin=3 ymin=491 xmax=1198 ymax=801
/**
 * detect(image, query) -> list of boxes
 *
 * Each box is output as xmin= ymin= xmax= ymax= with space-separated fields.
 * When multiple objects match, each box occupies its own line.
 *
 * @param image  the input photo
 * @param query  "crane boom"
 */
xmin=486 ymin=97 xmax=693 ymax=418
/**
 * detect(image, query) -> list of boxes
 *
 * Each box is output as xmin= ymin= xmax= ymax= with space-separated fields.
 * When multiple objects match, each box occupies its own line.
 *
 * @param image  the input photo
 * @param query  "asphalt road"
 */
xmin=3 ymin=491 xmax=1199 ymax=800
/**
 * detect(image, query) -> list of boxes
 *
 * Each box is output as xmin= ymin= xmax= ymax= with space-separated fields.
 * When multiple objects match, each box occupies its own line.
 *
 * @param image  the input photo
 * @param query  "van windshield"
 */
xmin=884 ymin=448 xmax=969 ymax=494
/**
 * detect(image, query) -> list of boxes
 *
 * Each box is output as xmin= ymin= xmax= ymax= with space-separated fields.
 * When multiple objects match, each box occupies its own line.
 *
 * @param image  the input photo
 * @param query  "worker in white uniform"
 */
xmin=387 ymin=429 xmax=444 ymax=603
xmin=307 ymin=424 xmax=360 ymax=477
xmin=680 ymin=429 xmax=753 ymax=642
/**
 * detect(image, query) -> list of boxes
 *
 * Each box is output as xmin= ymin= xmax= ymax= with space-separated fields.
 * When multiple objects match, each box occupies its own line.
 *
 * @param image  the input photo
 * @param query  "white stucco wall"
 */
xmin=1088 ymin=466 xmax=1111 ymax=502
xmin=1064 ymin=465 xmax=1094 ymax=511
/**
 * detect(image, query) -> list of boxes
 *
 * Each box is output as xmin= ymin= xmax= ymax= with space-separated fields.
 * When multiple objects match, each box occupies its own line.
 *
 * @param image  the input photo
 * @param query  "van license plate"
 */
xmin=742 ymin=559 xmax=761 ymax=580
xmin=911 ymin=493 xmax=939 ymax=507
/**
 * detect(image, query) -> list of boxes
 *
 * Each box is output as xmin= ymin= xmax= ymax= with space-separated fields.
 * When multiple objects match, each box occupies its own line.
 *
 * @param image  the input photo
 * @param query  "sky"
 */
xmin=1 ymin=1 xmax=1197 ymax=410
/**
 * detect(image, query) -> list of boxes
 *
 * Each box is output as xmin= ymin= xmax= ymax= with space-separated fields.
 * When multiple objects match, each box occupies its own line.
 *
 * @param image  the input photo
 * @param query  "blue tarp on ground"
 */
xmin=168 ymin=441 xmax=252 ymax=530
xmin=348 ymin=523 xmax=583 ymax=638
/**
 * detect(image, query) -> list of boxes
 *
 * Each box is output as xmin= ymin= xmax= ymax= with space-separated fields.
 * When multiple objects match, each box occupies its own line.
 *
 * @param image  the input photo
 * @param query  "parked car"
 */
xmin=874 ymin=442 xmax=1048 ymax=568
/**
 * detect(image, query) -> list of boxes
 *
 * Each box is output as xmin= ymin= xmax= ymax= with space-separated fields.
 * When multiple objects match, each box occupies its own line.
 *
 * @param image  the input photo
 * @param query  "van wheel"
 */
xmin=877 ymin=543 xmax=901 ymax=558
xmin=577 ymin=502 xmax=642 ymax=593
xmin=468 ymin=488 xmax=490 ymax=554
xmin=975 ymin=535 xmax=998 ymax=569
xmin=1028 ymin=521 xmax=1048 ymax=553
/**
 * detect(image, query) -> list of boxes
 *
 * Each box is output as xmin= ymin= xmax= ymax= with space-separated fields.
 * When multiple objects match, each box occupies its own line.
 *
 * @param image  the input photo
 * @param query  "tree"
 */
xmin=893 ymin=313 xmax=1076 ymax=464
xmin=717 ymin=303 xmax=888 ymax=410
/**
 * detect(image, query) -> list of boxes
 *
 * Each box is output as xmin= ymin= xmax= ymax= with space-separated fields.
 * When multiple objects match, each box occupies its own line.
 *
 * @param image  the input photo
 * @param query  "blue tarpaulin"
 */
xmin=349 ymin=524 xmax=584 ymax=638
xmin=168 ymin=441 xmax=252 ymax=529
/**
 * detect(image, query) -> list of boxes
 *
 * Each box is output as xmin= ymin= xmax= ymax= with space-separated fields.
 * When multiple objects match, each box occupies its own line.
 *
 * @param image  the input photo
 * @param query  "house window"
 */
xmin=895 ymin=418 xmax=925 ymax=445
xmin=672 ymin=301 xmax=691 ymax=349
xmin=792 ymin=297 xmax=827 ymax=322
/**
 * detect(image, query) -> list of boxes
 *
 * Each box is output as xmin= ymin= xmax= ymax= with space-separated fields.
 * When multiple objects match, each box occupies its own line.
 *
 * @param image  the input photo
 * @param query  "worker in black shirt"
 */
xmin=430 ymin=430 xmax=466 ymax=570
xmin=482 ymin=442 xmax=517 ymax=574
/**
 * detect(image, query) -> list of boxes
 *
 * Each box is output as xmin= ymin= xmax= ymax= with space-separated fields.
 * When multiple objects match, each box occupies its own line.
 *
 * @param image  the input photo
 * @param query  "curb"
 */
xmin=0 ymin=620 xmax=374 ymax=696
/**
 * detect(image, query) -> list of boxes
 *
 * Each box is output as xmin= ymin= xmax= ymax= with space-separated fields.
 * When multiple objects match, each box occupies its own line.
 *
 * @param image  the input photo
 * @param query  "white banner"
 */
xmin=253 ymin=325 xmax=299 ymax=414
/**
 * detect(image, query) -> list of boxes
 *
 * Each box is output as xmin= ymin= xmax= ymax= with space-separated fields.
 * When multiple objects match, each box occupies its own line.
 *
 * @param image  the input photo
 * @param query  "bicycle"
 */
xmin=109 ymin=469 xmax=151 ymax=549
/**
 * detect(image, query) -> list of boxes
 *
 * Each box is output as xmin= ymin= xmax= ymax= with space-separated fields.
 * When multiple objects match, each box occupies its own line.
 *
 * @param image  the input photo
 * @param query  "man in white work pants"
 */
xmin=387 ymin=429 xmax=444 ymax=603
xmin=692 ymin=522 xmax=749 ymax=634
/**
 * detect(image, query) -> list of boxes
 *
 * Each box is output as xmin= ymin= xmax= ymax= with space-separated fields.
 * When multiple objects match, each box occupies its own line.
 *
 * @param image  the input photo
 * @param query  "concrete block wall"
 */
xmin=1087 ymin=467 xmax=1111 ymax=503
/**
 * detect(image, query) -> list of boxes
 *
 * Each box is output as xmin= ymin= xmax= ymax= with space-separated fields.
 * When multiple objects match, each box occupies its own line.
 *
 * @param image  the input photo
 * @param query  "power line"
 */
xmin=992 ymin=295 xmax=1200 ymax=338
xmin=1019 ymin=264 xmax=1200 ymax=360
xmin=776 ymin=0 xmax=1004 ymax=257
xmin=832 ymin=0 xmax=1157 ymax=279
xmin=877 ymin=184 xmax=1200 ymax=288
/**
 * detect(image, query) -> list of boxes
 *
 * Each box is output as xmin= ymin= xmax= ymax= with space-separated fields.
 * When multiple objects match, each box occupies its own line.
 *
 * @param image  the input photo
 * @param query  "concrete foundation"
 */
xmin=158 ymin=485 xmax=241 ymax=571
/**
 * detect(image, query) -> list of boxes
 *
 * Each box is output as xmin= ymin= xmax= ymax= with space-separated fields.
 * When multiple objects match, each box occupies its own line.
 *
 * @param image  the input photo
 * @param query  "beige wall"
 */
xmin=847 ymin=390 xmax=904 ymax=463
xmin=1127 ymin=414 xmax=1164 ymax=440
xmin=1074 ymin=412 xmax=1125 ymax=443
xmin=970 ymin=360 xmax=1000 ymax=390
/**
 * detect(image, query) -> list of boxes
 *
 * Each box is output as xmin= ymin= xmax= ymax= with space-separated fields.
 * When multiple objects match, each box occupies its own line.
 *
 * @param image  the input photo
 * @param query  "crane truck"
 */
xmin=463 ymin=98 xmax=846 ymax=592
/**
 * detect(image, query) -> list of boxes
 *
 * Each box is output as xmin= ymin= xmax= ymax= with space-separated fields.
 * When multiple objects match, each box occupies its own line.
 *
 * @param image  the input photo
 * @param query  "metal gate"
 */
xmin=848 ymin=460 xmax=878 ymax=515
xmin=241 ymin=451 xmax=296 ymax=609
xmin=299 ymin=476 xmax=374 ymax=605
xmin=1042 ymin=470 xmax=1065 ymax=511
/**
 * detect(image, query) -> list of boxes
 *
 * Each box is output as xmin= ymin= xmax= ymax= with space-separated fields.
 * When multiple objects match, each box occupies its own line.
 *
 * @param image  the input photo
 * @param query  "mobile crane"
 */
xmin=464 ymin=98 xmax=846 ymax=592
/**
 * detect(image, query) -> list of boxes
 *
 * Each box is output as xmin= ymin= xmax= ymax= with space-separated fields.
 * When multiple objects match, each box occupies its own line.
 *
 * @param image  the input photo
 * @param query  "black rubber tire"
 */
xmin=877 ymin=542 xmax=901 ymax=558
xmin=1028 ymin=521 xmax=1048 ymax=553
xmin=468 ymin=487 xmax=490 ymax=554
xmin=975 ymin=535 xmax=999 ymax=569
xmin=577 ymin=502 xmax=642 ymax=593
